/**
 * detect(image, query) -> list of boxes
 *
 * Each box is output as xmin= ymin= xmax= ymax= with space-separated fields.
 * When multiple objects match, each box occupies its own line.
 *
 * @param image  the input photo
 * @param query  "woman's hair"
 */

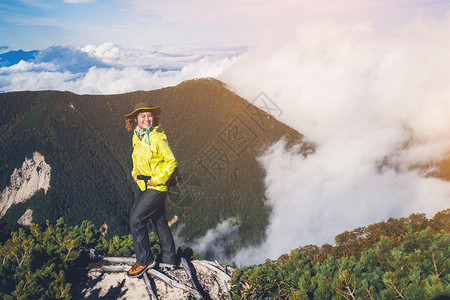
xmin=125 ymin=118 xmax=136 ymax=132
xmin=125 ymin=112 xmax=159 ymax=132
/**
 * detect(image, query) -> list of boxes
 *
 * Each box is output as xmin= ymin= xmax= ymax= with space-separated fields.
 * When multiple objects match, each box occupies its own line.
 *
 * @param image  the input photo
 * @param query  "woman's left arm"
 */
xmin=151 ymin=135 xmax=177 ymax=186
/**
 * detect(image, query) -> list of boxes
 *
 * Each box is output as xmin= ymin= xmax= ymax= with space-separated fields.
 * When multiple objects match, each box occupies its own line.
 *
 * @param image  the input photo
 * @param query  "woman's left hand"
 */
xmin=147 ymin=179 xmax=155 ymax=187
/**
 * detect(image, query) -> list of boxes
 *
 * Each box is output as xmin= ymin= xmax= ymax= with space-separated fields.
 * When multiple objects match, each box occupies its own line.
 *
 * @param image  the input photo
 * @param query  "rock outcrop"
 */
xmin=0 ymin=152 xmax=51 ymax=218
xmin=17 ymin=208 xmax=33 ymax=226
xmin=72 ymin=255 xmax=235 ymax=299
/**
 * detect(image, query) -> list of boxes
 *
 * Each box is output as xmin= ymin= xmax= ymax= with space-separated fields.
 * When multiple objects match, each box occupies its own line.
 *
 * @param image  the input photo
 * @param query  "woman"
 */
xmin=125 ymin=102 xmax=177 ymax=278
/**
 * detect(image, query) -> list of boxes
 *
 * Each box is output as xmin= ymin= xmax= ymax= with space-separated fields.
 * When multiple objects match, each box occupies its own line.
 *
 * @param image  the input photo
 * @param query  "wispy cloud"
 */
xmin=2 ymin=0 xmax=449 ymax=49
xmin=63 ymin=0 xmax=97 ymax=3
xmin=17 ymin=0 xmax=53 ymax=9
xmin=6 ymin=16 xmax=61 ymax=27
xmin=178 ymin=218 xmax=238 ymax=262
xmin=114 ymin=0 xmax=450 ymax=48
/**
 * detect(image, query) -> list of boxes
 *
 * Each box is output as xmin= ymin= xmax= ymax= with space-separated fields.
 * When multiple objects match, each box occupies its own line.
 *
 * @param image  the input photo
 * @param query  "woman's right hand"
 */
xmin=133 ymin=174 xmax=139 ymax=182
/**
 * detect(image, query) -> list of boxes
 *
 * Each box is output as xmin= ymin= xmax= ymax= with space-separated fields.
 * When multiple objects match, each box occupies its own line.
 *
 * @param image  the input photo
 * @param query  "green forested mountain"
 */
xmin=0 ymin=78 xmax=311 ymax=249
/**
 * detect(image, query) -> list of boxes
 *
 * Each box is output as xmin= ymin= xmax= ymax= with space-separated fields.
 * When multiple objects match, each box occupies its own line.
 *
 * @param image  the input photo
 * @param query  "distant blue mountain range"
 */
xmin=34 ymin=46 xmax=109 ymax=73
xmin=0 ymin=47 xmax=184 ymax=73
xmin=0 ymin=45 xmax=243 ymax=94
xmin=0 ymin=46 xmax=110 ymax=73
xmin=0 ymin=50 xmax=39 ymax=67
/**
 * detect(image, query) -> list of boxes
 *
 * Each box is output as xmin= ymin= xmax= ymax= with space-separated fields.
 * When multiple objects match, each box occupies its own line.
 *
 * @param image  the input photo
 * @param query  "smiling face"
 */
xmin=136 ymin=111 xmax=154 ymax=131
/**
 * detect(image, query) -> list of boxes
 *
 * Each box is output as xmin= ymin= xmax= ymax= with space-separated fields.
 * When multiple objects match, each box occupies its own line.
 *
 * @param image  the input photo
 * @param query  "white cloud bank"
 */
xmin=186 ymin=218 xmax=239 ymax=262
xmin=218 ymin=16 xmax=450 ymax=264
xmin=0 ymin=43 xmax=242 ymax=94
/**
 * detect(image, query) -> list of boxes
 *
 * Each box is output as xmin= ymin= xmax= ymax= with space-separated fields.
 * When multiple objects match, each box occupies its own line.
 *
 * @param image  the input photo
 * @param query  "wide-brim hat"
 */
xmin=126 ymin=102 xmax=161 ymax=118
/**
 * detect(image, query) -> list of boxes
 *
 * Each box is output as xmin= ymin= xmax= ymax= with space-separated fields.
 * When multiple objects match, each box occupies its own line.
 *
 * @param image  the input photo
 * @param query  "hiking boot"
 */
xmin=127 ymin=260 xmax=156 ymax=278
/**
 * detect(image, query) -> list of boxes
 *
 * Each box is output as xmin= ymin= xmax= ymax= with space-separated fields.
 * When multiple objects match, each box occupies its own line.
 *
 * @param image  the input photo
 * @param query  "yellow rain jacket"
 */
xmin=131 ymin=125 xmax=177 ymax=192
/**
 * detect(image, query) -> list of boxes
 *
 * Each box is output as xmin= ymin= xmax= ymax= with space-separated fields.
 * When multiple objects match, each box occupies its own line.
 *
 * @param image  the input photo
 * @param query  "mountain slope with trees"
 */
xmin=231 ymin=209 xmax=449 ymax=299
xmin=0 ymin=209 xmax=447 ymax=299
xmin=0 ymin=78 xmax=312 ymax=251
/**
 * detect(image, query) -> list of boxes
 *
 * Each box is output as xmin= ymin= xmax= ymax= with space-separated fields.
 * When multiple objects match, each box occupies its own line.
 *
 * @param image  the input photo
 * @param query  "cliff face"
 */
xmin=0 ymin=152 xmax=51 ymax=218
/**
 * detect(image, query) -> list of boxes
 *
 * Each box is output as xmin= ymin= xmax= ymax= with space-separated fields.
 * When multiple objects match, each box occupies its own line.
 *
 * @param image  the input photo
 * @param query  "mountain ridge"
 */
xmin=0 ymin=78 xmax=312 ymax=254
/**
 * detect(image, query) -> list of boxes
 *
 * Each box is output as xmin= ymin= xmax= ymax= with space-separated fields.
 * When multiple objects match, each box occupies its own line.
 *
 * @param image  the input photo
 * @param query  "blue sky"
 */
xmin=1 ymin=0 xmax=449 ymax=50
xmin=1 ymin=0 xmax=139 ymax=49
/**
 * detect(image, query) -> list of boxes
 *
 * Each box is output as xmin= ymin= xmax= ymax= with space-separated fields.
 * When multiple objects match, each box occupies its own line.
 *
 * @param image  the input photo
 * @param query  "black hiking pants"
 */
xmin=130 ymin=189 xmax=176 ymax=266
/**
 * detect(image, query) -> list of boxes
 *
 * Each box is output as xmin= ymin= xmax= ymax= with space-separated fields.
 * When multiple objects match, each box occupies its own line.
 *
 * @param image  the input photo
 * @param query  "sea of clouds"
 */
xmin=221 ymin=17 xmax=450 ymax=264
xmin=2 ymin=15 xmax=450 ymax=265
xmin=189 ymin=16 xmax=450 ymax=264
xmin=0 ymin=43 xmax=242 ymax=94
